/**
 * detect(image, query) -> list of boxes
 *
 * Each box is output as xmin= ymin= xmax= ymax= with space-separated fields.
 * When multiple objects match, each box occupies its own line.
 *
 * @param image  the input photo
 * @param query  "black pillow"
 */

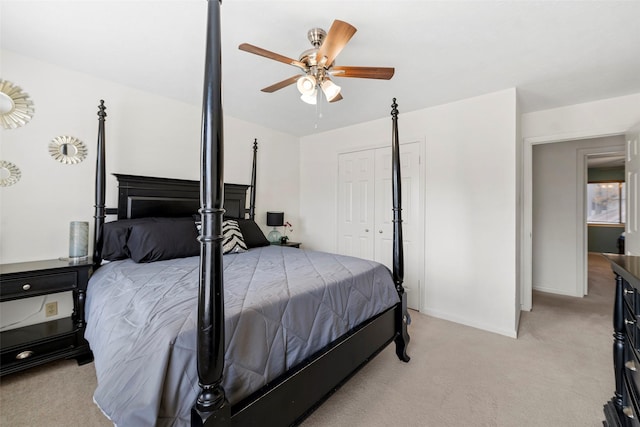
xmin=236 ymin=219 xmax=270 ymax=248
xmin=101 ymin=218 xmax=155 ymax=261
xmin=127 ymin=218 xmax=200 ymax=263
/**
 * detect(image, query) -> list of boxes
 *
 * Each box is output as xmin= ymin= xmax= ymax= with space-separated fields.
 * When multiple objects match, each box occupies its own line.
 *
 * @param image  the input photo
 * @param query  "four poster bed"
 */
xmin=85 ymin=1 xmax=410 ymax=426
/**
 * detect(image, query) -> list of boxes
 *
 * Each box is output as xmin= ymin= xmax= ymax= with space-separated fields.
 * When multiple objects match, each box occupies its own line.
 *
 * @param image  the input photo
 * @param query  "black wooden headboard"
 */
xmin=113 ymin=174 xmax=249 ymax=220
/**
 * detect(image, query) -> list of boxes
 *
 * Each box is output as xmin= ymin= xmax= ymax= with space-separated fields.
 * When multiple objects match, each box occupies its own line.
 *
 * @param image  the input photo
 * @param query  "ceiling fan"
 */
xmin=239 ymin=20 xmax=394 ymax=105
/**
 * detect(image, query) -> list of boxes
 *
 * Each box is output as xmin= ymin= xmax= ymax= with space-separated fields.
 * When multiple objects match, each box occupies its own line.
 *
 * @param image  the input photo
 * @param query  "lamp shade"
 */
xmin=296 ymin=75 xmax=316 ymax=96
xmin=300 ymin=91 xmax=317 ymax=105
xmin=321 ymin=79 xmax=341 ymax=101
xmin=266 ymin=211 xmax=284 ymax=227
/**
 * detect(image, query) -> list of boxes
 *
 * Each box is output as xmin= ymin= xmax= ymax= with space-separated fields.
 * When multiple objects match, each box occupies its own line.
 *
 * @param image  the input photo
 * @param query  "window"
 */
xmin=587 ymin=182 xmax=625 ymax=224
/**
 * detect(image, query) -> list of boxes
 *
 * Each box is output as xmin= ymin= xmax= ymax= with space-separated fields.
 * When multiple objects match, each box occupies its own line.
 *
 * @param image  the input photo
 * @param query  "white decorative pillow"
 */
xmin=222 ymin=219 xmax=247 ymax=254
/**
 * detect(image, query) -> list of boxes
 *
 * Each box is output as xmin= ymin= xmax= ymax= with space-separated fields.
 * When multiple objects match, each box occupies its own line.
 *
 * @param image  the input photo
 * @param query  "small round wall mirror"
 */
xmin=0 ymin=80 xmax=35 ymax=129
xmin=49 ymin=136 xmax=88 ymax=165
xmin=0 ymin=160 xmax=22 ymax=187
xmin=0 ymin=92 xmax=14 ymax=113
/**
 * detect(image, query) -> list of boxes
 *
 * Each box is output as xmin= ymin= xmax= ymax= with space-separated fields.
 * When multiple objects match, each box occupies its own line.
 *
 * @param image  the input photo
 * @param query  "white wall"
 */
xmin=0 ymin=50 xmax=300 ymax=264
xmin=522 ymin=93 xmax=640 ymax=141
xmin=532 ymin=135 xmax=625 ymax=296
xmin=300 ymin=89 xmax=519 ymax=338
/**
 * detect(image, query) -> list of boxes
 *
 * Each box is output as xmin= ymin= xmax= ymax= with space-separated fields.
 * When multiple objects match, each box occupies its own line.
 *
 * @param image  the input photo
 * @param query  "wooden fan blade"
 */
xmin=261 ymin=75 xmax=300 ymax=93
xmin=329 ymin=92 xmax=343 ymax=103
xmin=239 ymin=43 xmax=307 ymax=70
xmin=316 ymin=20 xmax=357 ymax=67
xmin=331 ymin=66 xmax=395 ymax=80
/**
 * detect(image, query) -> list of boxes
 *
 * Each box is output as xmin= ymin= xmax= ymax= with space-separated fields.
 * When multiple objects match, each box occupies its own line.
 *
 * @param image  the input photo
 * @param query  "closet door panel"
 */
xmin=374 ymin=148 xmax=393 ymax=267
xmin=338 ymin=151 xmax=375 ymax=260
xmin=375 ymin=143 xmax=422 ymax=310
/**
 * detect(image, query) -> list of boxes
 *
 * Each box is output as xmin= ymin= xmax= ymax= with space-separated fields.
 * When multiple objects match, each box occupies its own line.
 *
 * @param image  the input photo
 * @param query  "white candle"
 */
xmin=69 ymin=221 xmax=89 ymax=259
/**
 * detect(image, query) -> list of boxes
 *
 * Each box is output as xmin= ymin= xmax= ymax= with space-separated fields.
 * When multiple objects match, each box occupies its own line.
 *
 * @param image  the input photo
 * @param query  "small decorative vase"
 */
xmin=267 ymin=228 xmax=282 ymax=243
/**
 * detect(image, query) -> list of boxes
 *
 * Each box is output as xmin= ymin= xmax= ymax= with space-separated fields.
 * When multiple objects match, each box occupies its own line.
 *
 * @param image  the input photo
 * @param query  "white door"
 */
xmin=338 ymin=142 xmax=424 ymax=311
xmin=374 ymin=142 xmax=422 ymax=311
xmin=337 ymin=150 xmax=375 ymax=260
xmin=626 ymin=123 xmax=640 ymax=255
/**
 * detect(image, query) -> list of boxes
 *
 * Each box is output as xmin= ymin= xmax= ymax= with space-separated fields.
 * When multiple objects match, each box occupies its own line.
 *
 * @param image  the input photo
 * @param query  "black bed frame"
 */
xmin=91 ymin=1 xmax=409 ymax=425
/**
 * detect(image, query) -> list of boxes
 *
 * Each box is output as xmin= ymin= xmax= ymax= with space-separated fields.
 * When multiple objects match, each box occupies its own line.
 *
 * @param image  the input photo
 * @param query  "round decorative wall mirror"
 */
xmin=0 ymin=160 xmax=22 ymax=187
xmin=0 ymin=80 xmax=35 ymax=129
xmin=49 ymin=136 xmax=88 ymax=164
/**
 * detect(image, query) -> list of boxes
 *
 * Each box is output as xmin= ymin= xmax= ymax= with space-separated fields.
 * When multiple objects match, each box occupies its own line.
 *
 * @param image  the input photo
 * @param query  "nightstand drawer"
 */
xmin=1 ymin=272 xmax=77 ymax=300
xmin=1 ymin=332 xmax=76 ymax=367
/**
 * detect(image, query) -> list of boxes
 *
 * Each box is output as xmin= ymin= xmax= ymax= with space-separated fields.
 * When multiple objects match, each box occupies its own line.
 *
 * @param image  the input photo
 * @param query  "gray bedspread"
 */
xmin=85 ymin=245 xmax=399 ymax=426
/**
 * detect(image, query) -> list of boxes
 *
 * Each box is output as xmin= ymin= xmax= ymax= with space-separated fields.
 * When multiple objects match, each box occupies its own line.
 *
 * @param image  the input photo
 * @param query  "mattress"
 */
xmin=85 ymin=245 xmax=399 ymax=426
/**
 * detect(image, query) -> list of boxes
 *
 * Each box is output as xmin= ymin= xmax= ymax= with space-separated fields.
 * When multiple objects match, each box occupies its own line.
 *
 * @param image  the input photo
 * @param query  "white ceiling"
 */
xmin=2 ymin=0 xmax=640 ymax=137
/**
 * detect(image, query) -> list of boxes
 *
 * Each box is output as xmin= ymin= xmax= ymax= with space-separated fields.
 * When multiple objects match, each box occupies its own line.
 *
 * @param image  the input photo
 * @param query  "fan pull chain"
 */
xmin=315 ymin=87 xmax=323 ymax=129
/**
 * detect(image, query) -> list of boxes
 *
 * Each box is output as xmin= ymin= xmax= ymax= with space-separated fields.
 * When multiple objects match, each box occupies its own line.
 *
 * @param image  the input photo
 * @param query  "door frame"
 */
xmin=522 ymin=128 xmax=628 ymax=311
xmin=577 ymin=145 xmax=625 ymax=296
xmin=336 ymin=138 xmax=426 ymax=311
xmin=624 ymin=123 xmax=640 ymax=255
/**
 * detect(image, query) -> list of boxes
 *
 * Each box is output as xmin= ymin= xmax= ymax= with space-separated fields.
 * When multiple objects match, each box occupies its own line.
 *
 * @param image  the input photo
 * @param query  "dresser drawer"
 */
xmin=625 ymin=303 xmax=640 ymax=351
xmin=624 ymin=371 xmax=640 ymax=427
xmin=1 ymin=271 xmax=77 ymax=300
xmin=626 ymin=339 xmax=640 ymax=395
xmin=625 ymin=279 xmax=638 ymax=313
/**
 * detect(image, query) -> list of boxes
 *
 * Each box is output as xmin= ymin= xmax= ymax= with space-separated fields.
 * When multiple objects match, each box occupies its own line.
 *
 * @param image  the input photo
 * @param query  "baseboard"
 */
xmin=532 ymin=285 xmax=582 ymax=297
xmin=422 ymin=307 xmax=518 ymax=339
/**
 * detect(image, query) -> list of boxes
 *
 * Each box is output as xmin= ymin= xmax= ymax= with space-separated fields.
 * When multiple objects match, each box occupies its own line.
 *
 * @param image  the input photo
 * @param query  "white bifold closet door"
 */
xmin=338 ymin=142 xmax=423 ymax=310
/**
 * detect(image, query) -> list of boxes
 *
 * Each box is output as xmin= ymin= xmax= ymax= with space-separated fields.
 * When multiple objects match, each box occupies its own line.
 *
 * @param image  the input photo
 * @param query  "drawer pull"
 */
xmin=626 ymin=360 xmax=638 ymax=371
xmin=15 ymin=350 xmax=35 ymax=360
xmin=22 ymin=283 xmax=31 ymax=291
xmin=625 ymin=289 xmax=635 ymax=295
xmin=624 ymin=406 xmax=635 ymax=419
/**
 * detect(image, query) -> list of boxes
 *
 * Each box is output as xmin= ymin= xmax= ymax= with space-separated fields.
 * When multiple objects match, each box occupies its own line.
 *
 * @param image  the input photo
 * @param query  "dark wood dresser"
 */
xmin=0 ymin=259 xmax=93 ymax=376
xmin=604 ymin=254 xmax=640 ymax=426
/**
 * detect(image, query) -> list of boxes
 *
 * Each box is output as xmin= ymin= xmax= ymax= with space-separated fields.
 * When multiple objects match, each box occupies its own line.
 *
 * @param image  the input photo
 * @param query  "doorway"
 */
xmin=524 ymin=135 xmax=625 ymax=310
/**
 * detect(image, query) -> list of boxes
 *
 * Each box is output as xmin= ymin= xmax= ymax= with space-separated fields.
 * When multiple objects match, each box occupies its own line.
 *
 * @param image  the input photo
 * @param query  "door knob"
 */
xmin=364 ymin=229 xmax=369 ymax=232
xmin=378 ymin=230 xmax=383 ymax=234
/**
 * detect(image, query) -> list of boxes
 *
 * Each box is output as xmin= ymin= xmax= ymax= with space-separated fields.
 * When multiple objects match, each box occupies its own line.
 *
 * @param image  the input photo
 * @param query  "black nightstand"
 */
xmin=0 ymin=259 xmax=94 ymax=376
xmin=271 ymin=241 xmax=301 ymax=248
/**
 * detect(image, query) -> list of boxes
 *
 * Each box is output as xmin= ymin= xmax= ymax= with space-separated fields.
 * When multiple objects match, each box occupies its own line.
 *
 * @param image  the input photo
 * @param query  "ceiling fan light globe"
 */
xmin=297 ymin=75 xmax=317 ymax=96
xmin=321 ymin=79 xmax=341 ymax=101
xmin=300 ymin=91 xmax=317 ymax=105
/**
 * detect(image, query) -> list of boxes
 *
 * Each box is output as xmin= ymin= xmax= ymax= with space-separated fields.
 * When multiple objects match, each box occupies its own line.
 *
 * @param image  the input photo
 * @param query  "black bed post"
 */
xmin=249 ymin=138 xmax=257 ymax=220
xmin=93 ymin=100 xmax=107 ymax=270
xmin=192 ymin=0 xmax=230 ymax=426
xmin=391 ymin=98 xmax=410 ymax=363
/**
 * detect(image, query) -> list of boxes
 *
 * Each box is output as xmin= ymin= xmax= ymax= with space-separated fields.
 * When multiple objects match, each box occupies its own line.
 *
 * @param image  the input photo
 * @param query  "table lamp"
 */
xmin=266 ymin=211 xmax=284 ymax=243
